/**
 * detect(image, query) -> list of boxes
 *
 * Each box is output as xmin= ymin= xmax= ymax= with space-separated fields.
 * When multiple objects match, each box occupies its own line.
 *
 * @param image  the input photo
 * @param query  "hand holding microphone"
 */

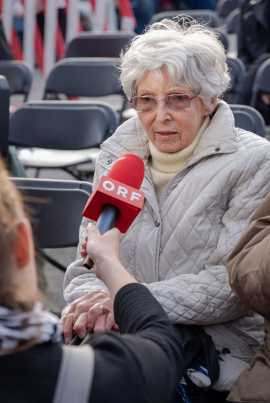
xmin=84 ymin=224 xmax=137 ymax=300
xmin=82 ymin=153 xmax=145 ymax=268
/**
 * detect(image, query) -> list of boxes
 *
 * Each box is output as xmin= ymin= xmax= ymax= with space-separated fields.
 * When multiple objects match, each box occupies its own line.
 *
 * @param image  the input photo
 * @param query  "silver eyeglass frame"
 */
xmin=129 ymin=92 xmax=200 ymax=113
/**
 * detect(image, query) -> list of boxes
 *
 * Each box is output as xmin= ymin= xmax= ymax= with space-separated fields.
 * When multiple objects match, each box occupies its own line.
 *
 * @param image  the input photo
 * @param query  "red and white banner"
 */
xmin=0 ymin=0 xmax=135 ymax=77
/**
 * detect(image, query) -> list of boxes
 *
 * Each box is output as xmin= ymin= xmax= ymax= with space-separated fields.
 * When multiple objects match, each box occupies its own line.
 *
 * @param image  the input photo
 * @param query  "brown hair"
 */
xmin=0 ymin=157 xmax=26 ymax=307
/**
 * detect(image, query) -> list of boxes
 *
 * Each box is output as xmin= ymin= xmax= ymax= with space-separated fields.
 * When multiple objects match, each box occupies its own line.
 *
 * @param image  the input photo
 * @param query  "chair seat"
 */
xmin=17 ymin=147 xmax=101 ymax=169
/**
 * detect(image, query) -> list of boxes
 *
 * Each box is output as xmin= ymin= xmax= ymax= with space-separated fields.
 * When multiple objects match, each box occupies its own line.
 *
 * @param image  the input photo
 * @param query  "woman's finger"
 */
xmin=93 ymin=314 xmax=106 ymax=333
xmin=105 ymin=312 xmax=116 ymax=331
xmin=73 ymin=300 xmax=94 ymax=323
xmin=113 ymin=323 xmax=119 ymax=331
xmin=86 ymin=223 xmax=100 ymax=238
xmin=73 ymin=312 xmax=89 ymax=339
xmin=81 ymin=241 xmax=87 ymax=249
xmin=87 ymin=305 xmax=104 ymax=330
xmin=63 ymin=313 xmax=74 ymax=344
xmin=59 ymin=314 xmax=67 ymax=327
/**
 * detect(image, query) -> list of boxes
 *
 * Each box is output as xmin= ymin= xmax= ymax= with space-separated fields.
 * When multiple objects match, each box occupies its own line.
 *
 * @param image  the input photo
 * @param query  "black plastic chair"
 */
xmin=230 ymin=105 xmax=265 ymax=137
xmin=11 ymin=178 xmax=92 ymax=271
xmin=149 ymin=10 xmax=220 ymax=28
xmin=9 ymin=101 xmax=113 ymax=179
xmin=224 ymin=57 xmax=246 ymax=104
xmin=65 ymin=32 xmax=135 ymax=58
xmin=225 ymin=8 xmax=240 ymax=34
xmin=213 ymin=28 xmax=228 ymax=51
xmin=0 ymin=60 xmax=33 ymax=101
xmin=0 ymin=75 xmax=10 ymax=156
xmin=148 ymin=11 xmax=227 ymax=50
xmin=216 ymin=0 xmax=238 ymax=18
xmin=250 ymin=58 xmax=270 ymax=109
xmin=44 ymin=57 xmax=126 ymax=123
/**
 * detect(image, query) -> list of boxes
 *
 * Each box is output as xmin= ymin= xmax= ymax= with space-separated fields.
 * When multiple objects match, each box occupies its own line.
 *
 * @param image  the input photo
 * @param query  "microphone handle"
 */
xmin=82 ymin=204 xmax=120 ymax=269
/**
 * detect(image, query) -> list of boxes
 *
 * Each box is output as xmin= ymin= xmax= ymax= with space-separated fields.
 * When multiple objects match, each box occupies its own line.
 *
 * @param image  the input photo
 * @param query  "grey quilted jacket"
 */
xmin=63 ymin=101 xmax=270 ymax=390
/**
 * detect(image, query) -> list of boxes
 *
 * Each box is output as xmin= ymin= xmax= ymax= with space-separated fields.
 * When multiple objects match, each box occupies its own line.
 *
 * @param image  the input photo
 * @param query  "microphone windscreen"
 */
xmin=108 ymin=154 xmax=144 ymax=190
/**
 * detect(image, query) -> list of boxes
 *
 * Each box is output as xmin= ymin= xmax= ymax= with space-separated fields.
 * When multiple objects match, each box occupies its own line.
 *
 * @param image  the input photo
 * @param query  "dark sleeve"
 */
xmin=88 ymin=283 xmax=184 ymax=403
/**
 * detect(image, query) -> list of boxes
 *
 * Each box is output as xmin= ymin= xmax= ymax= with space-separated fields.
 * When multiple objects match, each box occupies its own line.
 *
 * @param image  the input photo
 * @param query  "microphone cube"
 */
xmin=82 ymin=175 xmax=145 ymax=233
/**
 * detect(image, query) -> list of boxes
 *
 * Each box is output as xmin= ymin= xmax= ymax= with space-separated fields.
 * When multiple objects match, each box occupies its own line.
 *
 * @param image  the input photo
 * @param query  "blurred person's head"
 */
xmin=0 ymin=159 xmax=37 ymax=312
xmin=120 ymin=18 xmax=230 ymax=153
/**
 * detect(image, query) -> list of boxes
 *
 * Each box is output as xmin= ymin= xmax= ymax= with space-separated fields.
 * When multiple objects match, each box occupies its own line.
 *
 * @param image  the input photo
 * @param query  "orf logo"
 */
xmin=98 ymin=176 xmax=144 ymax=208
xmin=102 ymin=179 xmax=143 ymax=205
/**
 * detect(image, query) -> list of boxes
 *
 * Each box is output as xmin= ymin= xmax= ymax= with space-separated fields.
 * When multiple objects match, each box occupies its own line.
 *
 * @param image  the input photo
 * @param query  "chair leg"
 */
xmin=35 ymin=168 xmax=40 ymax=178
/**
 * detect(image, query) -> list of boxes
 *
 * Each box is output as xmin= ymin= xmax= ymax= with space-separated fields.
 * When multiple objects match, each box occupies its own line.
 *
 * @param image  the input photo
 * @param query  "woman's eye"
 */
xmin=142 ymin=97 xmax=153 ymax=103
xmin=173 ymin=95 xmax=185 ymax=101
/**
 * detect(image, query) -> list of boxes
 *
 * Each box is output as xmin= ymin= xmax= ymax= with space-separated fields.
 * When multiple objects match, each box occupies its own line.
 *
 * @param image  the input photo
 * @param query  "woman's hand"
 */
xmin=61 ymin=224 xmax=137 ymax=343
xmin=60 ymin=290 xmax=119 ymax=344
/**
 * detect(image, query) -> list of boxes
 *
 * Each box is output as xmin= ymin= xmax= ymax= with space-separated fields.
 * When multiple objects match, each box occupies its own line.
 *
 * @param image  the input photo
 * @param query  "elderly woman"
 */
xmin=62 ymin=19 xmax=270 ymax=391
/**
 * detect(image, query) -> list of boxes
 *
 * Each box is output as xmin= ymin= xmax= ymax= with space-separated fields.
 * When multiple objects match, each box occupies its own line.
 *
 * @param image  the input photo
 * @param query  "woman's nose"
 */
xmin=155 ymin=100 xmax=172 ymax=123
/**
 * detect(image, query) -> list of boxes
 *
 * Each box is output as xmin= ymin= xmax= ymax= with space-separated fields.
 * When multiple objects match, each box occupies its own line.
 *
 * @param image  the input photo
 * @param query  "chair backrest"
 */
xmin=250 ymin=58 xmax=270 ymax=108
xmin=0 ymin=75 xmax=10 ymax=156
xmin=0 ymin=60 xmax=33 ymax=101
xmin=212 ymin=28 xmax=228 ymax=51
xmin=225 ymin=8 xmax=240 ymax=34
xmin=11 ymin=178 xmax=92 ymax=248
xmin=25 ymin=100 xmax=119 ymax=139
xmin=149 ymin=10 xmax=220 ymax=27
xmin=44 ymin=58 xmax=123 ymax=98
xmin=65 ymin=32 xmax=135 ymax=58
xmin=224 ymin=57 xmax=246 ymax=104
xmin=230 ymin=104 xmax=265 ymax=137
xmin=216 ymin=0 xmax=238 ymax=18
xmin=9 ymin=101 xmax=109 ymax=150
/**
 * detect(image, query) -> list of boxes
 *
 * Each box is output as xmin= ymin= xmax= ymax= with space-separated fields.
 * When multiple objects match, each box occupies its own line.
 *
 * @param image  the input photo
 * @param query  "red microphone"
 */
xmin=82 ymin=154 xmax=145 ymax=268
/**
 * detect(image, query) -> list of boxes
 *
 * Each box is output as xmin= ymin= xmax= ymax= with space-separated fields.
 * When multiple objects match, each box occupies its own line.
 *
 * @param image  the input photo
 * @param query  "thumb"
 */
xmin=86 ymin=223 xmax=100 ymax=239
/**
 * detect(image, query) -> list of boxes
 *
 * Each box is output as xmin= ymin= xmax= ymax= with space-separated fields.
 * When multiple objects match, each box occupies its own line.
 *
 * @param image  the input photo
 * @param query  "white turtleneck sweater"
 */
xmin=148 ymin=116 xmax=210 ymax=203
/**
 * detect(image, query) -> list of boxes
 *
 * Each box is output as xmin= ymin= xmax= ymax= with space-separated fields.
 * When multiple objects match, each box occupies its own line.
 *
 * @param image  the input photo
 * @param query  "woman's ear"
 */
xmin=204 ymin=96 xmax=217 ymax=116
xmin=13 ymin=218 xmax=32 ymax=268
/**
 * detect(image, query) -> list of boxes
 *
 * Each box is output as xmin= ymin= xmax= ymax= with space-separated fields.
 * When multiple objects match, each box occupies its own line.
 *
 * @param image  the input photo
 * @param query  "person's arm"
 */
xmin=142 ymin=144 xmax=270 ymax=325
xmin=89 ymin=283 xmax=184 ymax=403
xmin=227 ymin=192 xmax=270 ymax=321
xmin=76 ymin=224 xmax=183 ymax=403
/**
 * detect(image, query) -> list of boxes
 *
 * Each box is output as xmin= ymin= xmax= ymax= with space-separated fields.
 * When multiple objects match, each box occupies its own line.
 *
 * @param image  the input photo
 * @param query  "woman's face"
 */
xmin=136 ymin=70 xmax=216 ymax=153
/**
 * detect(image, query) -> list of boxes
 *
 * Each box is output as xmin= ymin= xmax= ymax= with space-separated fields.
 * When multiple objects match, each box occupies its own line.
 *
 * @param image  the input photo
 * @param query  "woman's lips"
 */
xmin=156 ymin=131 xmax=178 ymax=140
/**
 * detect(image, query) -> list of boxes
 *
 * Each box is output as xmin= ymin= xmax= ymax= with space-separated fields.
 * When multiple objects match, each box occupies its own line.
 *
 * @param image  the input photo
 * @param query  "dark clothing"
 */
xmin=238 ymin=0 xmax=270 ymax=68
xmin=0 ymin=284 xmax=184 ymax=403
xmin=237 ymin=0 xmax=270 ymax=123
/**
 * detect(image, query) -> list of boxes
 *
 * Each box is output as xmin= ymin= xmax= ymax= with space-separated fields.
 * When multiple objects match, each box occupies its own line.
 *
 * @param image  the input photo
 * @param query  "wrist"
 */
xmin=96 ymin=259 xmax=138 ymax=300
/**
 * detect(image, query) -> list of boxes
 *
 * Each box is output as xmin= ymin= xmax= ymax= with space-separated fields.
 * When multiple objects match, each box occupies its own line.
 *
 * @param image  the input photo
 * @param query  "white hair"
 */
xmin=120 ymin=18 xmax=230 ymax=108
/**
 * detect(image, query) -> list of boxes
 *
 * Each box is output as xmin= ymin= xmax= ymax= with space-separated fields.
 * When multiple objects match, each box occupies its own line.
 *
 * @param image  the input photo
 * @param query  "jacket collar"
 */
xmin=101 ymin=100 xmax=238 ymax=169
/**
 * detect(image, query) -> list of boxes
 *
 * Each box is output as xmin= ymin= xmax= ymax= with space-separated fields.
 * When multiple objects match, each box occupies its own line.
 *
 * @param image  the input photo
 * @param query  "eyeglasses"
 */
xmin=129 ymin=93 xmax=200 ymax=113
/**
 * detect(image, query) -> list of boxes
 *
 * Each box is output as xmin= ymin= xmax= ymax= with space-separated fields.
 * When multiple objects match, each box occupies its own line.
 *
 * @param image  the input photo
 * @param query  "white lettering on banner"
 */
xmin=103 ymin=181 xmax=115 ymax=191
xmin=131 ymin=192 xmax=142 ymax=201
xmin=117 ymin=186 xmax=128 ymax=198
